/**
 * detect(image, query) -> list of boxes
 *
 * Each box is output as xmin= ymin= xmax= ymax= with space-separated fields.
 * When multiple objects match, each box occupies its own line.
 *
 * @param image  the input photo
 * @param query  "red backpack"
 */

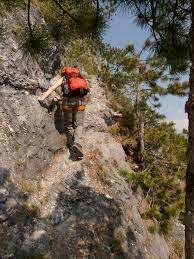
xmin=61 ymin=66 xmax=79 ymax=78
xmin=62 ymin=66 xmax=89 ymax=96
xmin=68 ymin=77 xmax=88 ymax=91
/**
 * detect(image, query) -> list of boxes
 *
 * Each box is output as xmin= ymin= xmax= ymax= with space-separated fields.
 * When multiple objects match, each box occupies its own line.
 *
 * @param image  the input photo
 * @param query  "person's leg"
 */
xmin=54 ymin=102 xmax=64 ymax=134
xmin=63 ymin=110 xmax=74 ymax=147
xmin=71 ymin=110 xmax=85 ymax=158
xmin=73 ymin=110 xmax=85 ymax=148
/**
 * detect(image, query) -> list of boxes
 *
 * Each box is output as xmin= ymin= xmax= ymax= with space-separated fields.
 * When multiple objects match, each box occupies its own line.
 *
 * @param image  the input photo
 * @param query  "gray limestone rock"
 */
xmin=0 ymin=7 xmax=174 ymax=259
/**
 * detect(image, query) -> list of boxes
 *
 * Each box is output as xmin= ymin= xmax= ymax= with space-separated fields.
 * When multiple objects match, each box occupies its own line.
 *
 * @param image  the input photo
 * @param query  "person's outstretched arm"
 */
xmin=37 ymin=77 xmax=63 ymax=102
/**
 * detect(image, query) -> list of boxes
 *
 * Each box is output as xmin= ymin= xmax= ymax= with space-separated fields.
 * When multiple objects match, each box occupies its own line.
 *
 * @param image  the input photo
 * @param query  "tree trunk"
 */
xmin=185 ymin=1 xmax=194 ymax=257
xmin=139 ymin=114 xmax=145 ymax=153
xmin=27 ymin=0 xmax=32 ymax=34
xmin=135 ymin=81 xmax=144 ymax=154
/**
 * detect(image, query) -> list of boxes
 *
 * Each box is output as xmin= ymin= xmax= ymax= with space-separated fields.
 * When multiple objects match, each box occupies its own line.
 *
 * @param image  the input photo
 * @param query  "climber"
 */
xmin=38 ymin=66 xmax=89 ymax=160
xmin=60 ymin=66 xmax=89 ymax=159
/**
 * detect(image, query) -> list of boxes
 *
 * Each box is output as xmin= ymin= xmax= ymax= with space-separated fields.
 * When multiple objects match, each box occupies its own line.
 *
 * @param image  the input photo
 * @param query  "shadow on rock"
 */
xmin=50 ymin=185 xmax=144 ymax=258
xmin=39 ymin=99 xmax=65 ymax=135
xmin=53 ymin=103 xmax=65 ymax=134
xmin=0 ymin=167 xmax=40 ymax=258
xmin=20 ymin=169 xmax=144 ymax=258
xmin=2 ymin=167 xmax=144 ymax=258
xmin=50 ymin=188 xmax=124 ymax=257
xmin=0 ymin=166 xmax=9 ymax=185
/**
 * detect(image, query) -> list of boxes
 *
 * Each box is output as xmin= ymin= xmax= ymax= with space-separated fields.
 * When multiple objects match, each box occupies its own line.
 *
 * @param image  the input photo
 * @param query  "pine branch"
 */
xmin=149 ymin=0 xmax=163 ymax=47
xmin=27 ymin=0 xmax=33 ymax=34
xmin=95 ymin=0 xmax=100 ymax=26
xmin=133 ymin=0 xmax=160 ymax=48
xmin=55 ymin=8 xmax=65 ymax=39
xmin=52 ymin=0 xmax=79 ymax=25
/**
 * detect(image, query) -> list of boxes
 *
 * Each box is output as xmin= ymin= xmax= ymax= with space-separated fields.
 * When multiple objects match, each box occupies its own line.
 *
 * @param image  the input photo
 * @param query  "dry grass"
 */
xmin=15 ymin=143 xmax=21 ymax=151
xmin=84 ymin=148 xmax=112 ymax=187
xmin=15 ymin=158 xmax=25 ymax=167
xmin=17 ymin=178 xmax=38 ymax=194
xmin=169 ymin=240 xmax=184 ymax=259
xmin=39 ymin=195 xmax=50 ymax=206
xmin=108 ymin=123 xmax=120 ymax=135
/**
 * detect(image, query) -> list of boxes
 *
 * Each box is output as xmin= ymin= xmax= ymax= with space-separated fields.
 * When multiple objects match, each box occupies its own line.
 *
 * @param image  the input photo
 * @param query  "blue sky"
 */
xmin=103 ymin=11 xmax=188 ymax=132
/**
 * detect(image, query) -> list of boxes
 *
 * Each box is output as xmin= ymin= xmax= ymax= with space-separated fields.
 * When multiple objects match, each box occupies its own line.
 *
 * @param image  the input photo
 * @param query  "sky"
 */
xmin=103 ymin=11 xmax=188 ymax=132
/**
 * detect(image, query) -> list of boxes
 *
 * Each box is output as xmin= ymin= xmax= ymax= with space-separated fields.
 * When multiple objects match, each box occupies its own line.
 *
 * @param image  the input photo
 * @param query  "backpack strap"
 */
xmin=61 ymin=76 xmax=70 ymax=96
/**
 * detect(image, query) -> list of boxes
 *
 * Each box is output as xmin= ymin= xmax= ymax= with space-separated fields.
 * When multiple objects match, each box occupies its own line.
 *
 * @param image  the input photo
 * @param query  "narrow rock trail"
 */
xmin=28 ymin=153 xmax=85 ymax=218
xmin=0 ymin=8 xmax=181 ymax=257
xmin=27 ymin=76 xmax=109 ymax=218
xmin=16 ymin=76 xmax=131 ymax=257
xmin=0 ymin=76 xmax=170 ymax=258
xmin=15 ymin=76 xmax=144 ymax=258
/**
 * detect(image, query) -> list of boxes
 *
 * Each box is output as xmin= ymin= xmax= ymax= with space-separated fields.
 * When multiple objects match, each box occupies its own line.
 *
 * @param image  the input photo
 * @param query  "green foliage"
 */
xmin=117 ymin=119 xmax=187 ymax=235
xmin=112 ymin=0 xmax=191 ymax=73
xmin=147 ymin=205 xmax=162 ymax=221
xmin=40 ymin=0 xmax=107 ymax=42
xmin=101 ymin=43 xmax=173 ymax=105
xmin=19 ymin=26 xmax=51 ymax=58
xmin=0 ymin=0 xmax=25 ymax=10
xmin=120 ymin=165 xmax=185 ymax=234
xmin=148 ymin=224 xmax=160 ymax=234
xmin=144 ymin=122 xmax=188 ymax=180
xmin=144 ymin=125 xmax=186 ymax=233
xmin=99 ymin=42 xmax=187 ymax=235
xmin=2 ymin=0 xmax=107 ymax=63
xmin=100 ymin=43 xmax=177 ymax=155
xmin=9 ymin=0 xmax=107 ymax=66
xmin=167 ymin=81 xmax=189 ymax=96
xmin=119 ymin=168 xmax=134 ymax=182
xmin=40 ymin=0 xmax=66 ymax=41
xmin=75 ymin=1 xmax=107 ymax=36
xmin=64 ymin=38 xmax=101 ymax=75
xmin=15 ymin=143 xmax=21 ymax=151
xmin=108 ymin=239 xmax=122 ymax=253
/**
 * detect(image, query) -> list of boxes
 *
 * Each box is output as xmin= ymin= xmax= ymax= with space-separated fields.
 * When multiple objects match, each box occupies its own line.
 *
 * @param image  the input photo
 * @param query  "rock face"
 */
xmin=0 ymin=9 xmax=172 ymax=259
xmin=0 ymin=12 xmax=64 ymax=184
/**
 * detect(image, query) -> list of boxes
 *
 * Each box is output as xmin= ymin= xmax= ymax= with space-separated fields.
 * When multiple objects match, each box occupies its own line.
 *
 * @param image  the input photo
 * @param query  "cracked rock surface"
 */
xmin=0 ymin=10 xmax=173 ymax=259
xmin=1 ymin=73 xmax=169 ymax=258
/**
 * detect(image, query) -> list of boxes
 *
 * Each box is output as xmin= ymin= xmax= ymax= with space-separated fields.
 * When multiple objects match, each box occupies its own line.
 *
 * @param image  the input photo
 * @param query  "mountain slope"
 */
xmin=0 ymin=6 xmax=176 ymax=259
xmin=1 ymin=68 xmax=169 ymax=258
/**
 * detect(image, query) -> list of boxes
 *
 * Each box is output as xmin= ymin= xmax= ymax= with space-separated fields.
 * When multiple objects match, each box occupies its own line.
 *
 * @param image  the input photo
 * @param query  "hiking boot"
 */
xmin=71 ymin=143 xmax=83 ymax=160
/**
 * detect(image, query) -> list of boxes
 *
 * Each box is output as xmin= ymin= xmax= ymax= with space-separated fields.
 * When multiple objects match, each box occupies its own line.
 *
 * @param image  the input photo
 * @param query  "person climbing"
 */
xmin=37 ymin=66 xmax=89 ymax=160
xmin=60 ymin=66 xmax=89 ymax=159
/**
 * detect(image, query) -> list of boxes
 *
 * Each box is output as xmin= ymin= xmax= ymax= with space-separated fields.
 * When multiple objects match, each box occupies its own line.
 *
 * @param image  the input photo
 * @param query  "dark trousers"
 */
xmin=63 ymin=109 xmax=85 ymax=148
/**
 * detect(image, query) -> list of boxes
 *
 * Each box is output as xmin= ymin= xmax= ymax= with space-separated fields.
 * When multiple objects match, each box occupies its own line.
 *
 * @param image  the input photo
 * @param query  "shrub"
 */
xmin=64 ymin=38 xmax=100 ymax=75
xmin=119 ymin=167 xmax=185 ymax=234
xmin=100 ymin=44 xmax=187 ymax=235
xmin=19 ymin=26 xmax=51 ymax=58
xmin=148 ymin=223 xmax=160 ymax=234
xmin=0 ymin=0 xmax=25 ymax=10
xmin=119 ymin=169 xmax=134 ymax=183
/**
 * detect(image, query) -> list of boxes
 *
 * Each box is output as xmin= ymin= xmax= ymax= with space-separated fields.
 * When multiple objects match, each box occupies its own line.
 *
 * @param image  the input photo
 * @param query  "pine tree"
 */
xmin=101 ymin=43 xmax=187 ymax=236
xmin=102 ymin=43 xmax=174 ymax=156
xmin=105 ymin=0 xmax=192 ymax=256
